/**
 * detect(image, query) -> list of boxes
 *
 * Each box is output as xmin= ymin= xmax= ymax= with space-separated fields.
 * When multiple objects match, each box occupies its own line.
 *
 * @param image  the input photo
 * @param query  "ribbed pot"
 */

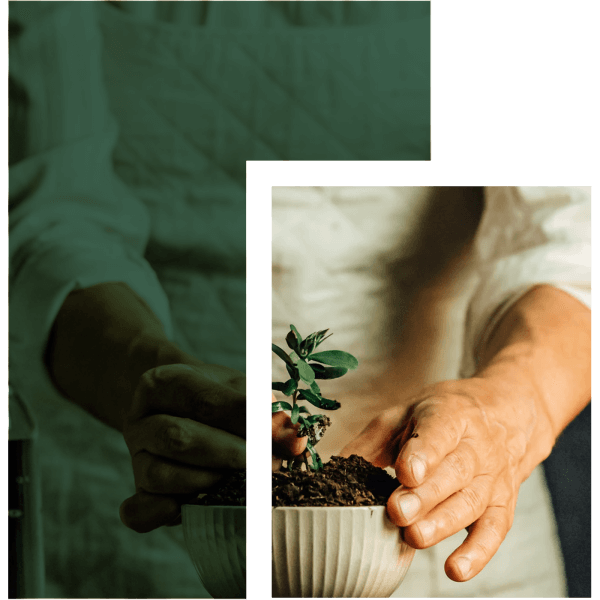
xmin=182 ymin=505 xmax=246 ymax=599
xmin=272 ymin=506 xmax=415 ymax=598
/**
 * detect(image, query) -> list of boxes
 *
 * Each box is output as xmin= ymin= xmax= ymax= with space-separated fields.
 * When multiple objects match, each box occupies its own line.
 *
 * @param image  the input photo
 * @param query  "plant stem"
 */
xmin=292 ymin=389 xmax=298 ymax=407
xmin=303 ymin=452 xmax=309 ymax=471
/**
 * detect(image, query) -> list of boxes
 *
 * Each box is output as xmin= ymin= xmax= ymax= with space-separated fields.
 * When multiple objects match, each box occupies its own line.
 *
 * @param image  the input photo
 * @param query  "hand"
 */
xmin=340 ymin=377 xmax=555 ymax=582
xmin=272 ymin=394 xmax=307 ymax=471
xmin=120 ymin=362 xmax=246 ymax=533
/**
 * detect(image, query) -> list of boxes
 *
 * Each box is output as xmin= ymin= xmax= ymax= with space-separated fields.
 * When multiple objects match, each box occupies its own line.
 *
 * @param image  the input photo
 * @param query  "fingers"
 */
xmin=125 ymin=414 xmax=246 ymax=470
xmin=129 ymin=364 xmax=246 ymax=438
xmin=444 ymin=505 xmax=513 ymax=582
xmin=132 ymin=450 xmax=224 ymax=494
xmin=397 ymin=474 xmax=493 ymax=550
xmin=272 ymin=411 xmax=307 ymax=459
xmin=120 ymin=490 xmax=190 ymax=533
xmin=395 ymin=398 xmax=466 ymax=487
xmin=388 ymin=440 xmax=480 ymax=526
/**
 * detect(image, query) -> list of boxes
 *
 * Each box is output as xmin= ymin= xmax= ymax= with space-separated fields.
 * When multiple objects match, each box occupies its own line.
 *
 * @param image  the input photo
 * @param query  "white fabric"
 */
xmin=272 ymin=185 xmax=590 ymax=597
xmin=461 ymin=186 xmax=591 ymax=378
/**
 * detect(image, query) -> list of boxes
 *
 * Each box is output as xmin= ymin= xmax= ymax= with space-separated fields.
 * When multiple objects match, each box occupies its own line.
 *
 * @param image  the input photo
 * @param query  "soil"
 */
xmin=189 ymin=455 xmax=399 ymax=508
xmin=272 ymin=455 xmax=399 ymax=507
xmin=191 ymin=469 xmax=246 ymax=506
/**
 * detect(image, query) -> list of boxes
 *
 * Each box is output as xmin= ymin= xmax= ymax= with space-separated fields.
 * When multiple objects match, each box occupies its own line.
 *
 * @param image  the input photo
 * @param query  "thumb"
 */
xmin=272 ymin=398 xmax=308 ymax=459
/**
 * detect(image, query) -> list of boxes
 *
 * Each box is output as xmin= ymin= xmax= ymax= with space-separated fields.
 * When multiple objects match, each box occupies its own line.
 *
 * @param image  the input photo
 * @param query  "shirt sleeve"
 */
xmin=460 ymin=186 xmax=591 ymax=378
xmin=9 ymin=2 xmax=173 ymax=405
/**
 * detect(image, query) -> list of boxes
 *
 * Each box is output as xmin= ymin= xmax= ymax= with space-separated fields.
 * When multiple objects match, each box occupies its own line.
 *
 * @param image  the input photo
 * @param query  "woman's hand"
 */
xmin=120 ymin=363 xmax=246 ymax=533
xmin=340 ymin=376 xmax=555 ymax=582
xmin=272 ymin=394 xmax=307 ymax=471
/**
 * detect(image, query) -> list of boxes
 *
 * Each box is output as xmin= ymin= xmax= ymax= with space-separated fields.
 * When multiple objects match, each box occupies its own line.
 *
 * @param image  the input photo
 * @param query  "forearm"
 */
xmin=46 ymin=282 xmax=200 ymax=432
xmin=474 ymin=284 xmax=591 ymax=475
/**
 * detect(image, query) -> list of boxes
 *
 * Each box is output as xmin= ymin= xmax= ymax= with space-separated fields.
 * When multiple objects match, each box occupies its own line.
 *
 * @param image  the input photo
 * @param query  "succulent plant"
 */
xmin=272 ymin=325 xmax=358 ymax=470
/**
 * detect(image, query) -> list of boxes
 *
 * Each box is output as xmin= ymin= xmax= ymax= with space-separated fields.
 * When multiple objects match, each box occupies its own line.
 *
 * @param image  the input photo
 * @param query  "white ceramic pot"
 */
xmin=272 ymin=506 xmax=415 ymax=598
xmin=182 ymin=505 xmax=246 ymax=599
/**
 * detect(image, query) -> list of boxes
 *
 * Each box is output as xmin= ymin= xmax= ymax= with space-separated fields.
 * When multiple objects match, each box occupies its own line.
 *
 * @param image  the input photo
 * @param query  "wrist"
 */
xmin=47 ymin=283 xmax=196 ymax=431
xmin=475 ymin=355 xmax=556 ymax=481
xmin=477 ymin=365 xmax=557 ymax=482
xmin=470 ymin=285 xmax=591 ymax=480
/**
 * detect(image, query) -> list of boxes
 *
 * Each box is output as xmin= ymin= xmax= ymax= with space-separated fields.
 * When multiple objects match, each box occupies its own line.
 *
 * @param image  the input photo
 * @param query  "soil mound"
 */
xmin=192 ymin=469 xmax=246 ymax=506
xmin=272 ymin=455 xmax=399 ymax=507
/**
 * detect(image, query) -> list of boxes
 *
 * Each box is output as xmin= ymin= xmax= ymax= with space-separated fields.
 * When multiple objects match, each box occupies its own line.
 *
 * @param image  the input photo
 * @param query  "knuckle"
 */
xmin=195 ymin=390 xmax=219 ymax=422
xmin=223 ymin=441 xmax=246 ymax=468
xmin=472 ymin=536 xmax=492 ymax=557
xmin=139 ymin=457 xmax=166 ymax=492
xmin=439 ymin=505 xmax=463 ymax=532
xmin=446 ymin=451 xmax=473 ymax=483
xmin=457 ymin=486 xmax=484 ymax=516
xmin=139 ymin=368 xmax=159 ymax=393
xmin=427 ymin=477 xmax=445 ymax=500
xmin=482 ymin=511 xmax=510 ymax=539
xmin=162 ymin=422 xmax=191 ymax=455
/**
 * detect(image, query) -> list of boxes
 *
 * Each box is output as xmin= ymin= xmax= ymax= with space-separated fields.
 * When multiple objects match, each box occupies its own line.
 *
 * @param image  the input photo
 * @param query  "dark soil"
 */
xmin=190 ymin=469 xmax=246 ymax=506
xmin=272 ymin=455 xmax=399 ymax=507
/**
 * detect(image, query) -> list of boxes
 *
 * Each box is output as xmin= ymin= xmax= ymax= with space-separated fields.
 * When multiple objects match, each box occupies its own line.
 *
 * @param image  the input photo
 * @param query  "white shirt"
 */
xmin=272 ymin=185 xmax=589 ymax=597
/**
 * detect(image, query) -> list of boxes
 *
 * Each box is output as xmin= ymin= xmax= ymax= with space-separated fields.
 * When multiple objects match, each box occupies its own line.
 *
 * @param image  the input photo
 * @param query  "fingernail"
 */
xmin=397 ymin=493 xmax=421 ymax=522
xmin=454 ymin=556 xmax=471 ymax=580
xmin=409 ymin=456 xmax=426 ymax=484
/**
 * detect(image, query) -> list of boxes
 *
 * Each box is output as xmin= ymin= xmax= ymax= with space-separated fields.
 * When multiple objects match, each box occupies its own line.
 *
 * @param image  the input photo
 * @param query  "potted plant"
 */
xmin=182 ymin=472 xmax=246 ymax=599
xmin=272 ymin=325 xmax=415 ymax=598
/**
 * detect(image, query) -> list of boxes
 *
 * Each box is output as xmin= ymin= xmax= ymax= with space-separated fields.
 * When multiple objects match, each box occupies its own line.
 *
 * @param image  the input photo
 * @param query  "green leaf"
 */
xmin=306 ymin=441 xmax=323 ymax=471
xmin=285 ymin=330 xmax=300 ymax=354
xmin=282 ymin=379 xmax=298 ymax=396
xmin=297 ymin=389 xmax=341 ymax=410
xmin=290 ymin=404 xmax=300 ymax=424
xmin=285 ymin=363 xmax=299 ymax=381
xmin=296 ymin=359 xmax=315 ymax=385
xmin=299 ymin=337 xmax=316 ymax=357
xmin=310 ymin=380 xmax=321 ymax=395
xmin=299 ymin=329 xmax=330 ymax=357
xmin=271 ymin=400 xmax=312 ymax=418
xmin=272 ymin=401 xmax=292 ymax=413
xmin=272 ymin=344 xmax=296 ymax=367
xmin=308 ymin=350 xmax=358 ymax=370
xmin=290 ymin=324 xmax=303 ymax=344
xmin=297 ymin=414 xmax=309 ymax=429
xmin=272 ymin=381 xmax=287 ymax=392
xmin=272 ymin=379 xmax=298 ymax=396
xmin=305 ymin=414 xmax=324 ymax=424
xmin=309 ymin=363 xmax=349 ymax=380
xmin=313 ymin=329 xmax=333 ymax=349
